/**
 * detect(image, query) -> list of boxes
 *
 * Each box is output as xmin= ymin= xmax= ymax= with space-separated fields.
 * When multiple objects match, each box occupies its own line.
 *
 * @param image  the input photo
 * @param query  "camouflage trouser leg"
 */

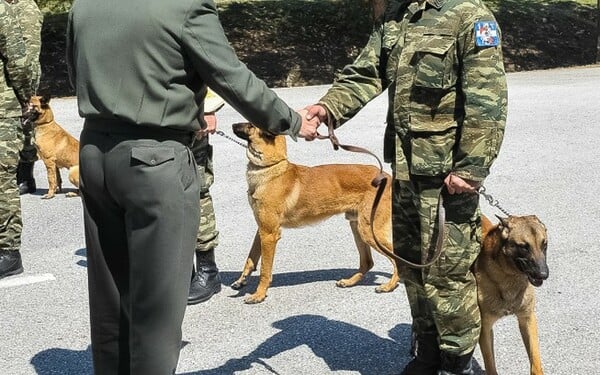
xmin=393 ymin=177 xmax=481 ymax=355
xmin=0 ymin=117 xmax=24 ymax=251
xmin=194 ymin=139 xmax=219 ymax=253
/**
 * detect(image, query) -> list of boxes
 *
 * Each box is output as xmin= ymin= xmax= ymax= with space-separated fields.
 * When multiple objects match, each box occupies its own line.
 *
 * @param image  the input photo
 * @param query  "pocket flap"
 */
xmin=410 ymin=115 xmax=457 ymax=133
xmin=417 ymin=36 xmax=455 ymax=56
xmin=131 ymin=147 xmax=175 ymax=166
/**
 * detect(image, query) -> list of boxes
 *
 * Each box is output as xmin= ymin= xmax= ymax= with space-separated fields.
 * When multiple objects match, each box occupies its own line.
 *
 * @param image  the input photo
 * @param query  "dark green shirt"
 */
xmin=67 ymin=0 xmax=300 ymax=138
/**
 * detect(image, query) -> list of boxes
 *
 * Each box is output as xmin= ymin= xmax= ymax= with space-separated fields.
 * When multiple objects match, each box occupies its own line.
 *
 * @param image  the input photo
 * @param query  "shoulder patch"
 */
xmin=474 ymin=21 xmax=499 ymax=47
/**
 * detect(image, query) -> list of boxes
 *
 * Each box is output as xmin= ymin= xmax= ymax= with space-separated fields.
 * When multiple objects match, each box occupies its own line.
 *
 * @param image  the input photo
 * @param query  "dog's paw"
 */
xmin=230 ymin=279 xmax=246 ymax=290
xmin=65 ymin=192 xmax=79 ymax=198
xmin=375 ymin=282 xmax=399 ymax=293
xmin=244 ymin=293 xmax=266 ymax=304
xmin=336 ymin=279 xmax=352 ymax=288
xmin=41 ymin=194 xmax=55 ymax=199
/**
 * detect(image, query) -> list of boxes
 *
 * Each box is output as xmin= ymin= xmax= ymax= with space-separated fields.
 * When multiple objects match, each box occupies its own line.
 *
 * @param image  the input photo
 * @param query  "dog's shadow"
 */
xmin=219 ymin=268 xmax=393 ymax=297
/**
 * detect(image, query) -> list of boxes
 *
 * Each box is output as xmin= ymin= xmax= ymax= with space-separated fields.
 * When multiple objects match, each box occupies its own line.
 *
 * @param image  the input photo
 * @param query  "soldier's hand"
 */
xmin=296 ymin=108 xmax=320 ymax=141
xmin=304 ymin=104 xmax=328 ymax=124
xmin=444 ymin=174 xmax=479 ymax=195
xmin=196 ymin=112 xmax=217 ymax=138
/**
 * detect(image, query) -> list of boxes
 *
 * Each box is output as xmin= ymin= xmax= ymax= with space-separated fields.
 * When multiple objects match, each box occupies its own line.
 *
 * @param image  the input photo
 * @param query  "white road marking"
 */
xmin=0 ymin=273 xmax=56 ymax=288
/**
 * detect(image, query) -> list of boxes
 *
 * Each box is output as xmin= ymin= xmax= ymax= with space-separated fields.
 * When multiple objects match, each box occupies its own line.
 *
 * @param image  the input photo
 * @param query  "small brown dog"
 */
xmin=231 ymin=122 xmax=398 ymax=304
xmin=475 ymin=215 xmax=549 ymax=375
xmin=29 ymin=95 xmax=80 ymax=199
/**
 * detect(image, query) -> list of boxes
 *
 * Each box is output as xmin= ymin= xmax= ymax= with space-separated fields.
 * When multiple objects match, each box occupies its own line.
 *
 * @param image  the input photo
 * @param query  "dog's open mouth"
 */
xmin=528 ymin=276 xmax=544 ymax=287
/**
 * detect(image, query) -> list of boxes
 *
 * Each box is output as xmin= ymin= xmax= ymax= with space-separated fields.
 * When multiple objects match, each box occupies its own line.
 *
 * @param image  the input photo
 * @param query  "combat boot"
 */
xmin=0 ymin=250 xmax=24 ymax=279
xmin=437 ymin=350 xmax=475 ymax=375
xmin=187 ymin=248 xmax=221 ymax=305
xmin=17 ymin=161 xmax=36 ymax=195
xmin=397 ymin=332 xmax=440 ymax=375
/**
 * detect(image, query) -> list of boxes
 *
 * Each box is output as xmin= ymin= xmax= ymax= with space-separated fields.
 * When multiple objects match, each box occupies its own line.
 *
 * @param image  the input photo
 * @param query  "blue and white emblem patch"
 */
xmin=474 ymin=21 xmax=499 ymax=47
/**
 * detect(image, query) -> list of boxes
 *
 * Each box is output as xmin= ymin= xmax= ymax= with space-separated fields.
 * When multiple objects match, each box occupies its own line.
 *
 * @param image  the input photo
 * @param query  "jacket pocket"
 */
xmin=131 ymin=147 xmax=175 ymax=167
xmin=409 ymin=116 xmax=456 ymax=177
xmin=411 ymin=34 xmax=457 ymax=90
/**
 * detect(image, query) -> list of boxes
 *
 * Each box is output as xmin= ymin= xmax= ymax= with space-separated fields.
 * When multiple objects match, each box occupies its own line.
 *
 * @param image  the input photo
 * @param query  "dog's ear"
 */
xmin=40 ymin=93 xmax=52 ymax=106
xmin=496 ymin=215 xmax=510 ymax=240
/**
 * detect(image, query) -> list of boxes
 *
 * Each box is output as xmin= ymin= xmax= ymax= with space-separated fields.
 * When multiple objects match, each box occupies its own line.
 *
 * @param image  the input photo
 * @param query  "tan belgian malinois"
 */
xmin=28 ymin=95 xmax=80 ymax=199
xmin=475 ymin=215 xmax=549 ymax=375
xmin=230 ymin=122 xmax=398 ymax=304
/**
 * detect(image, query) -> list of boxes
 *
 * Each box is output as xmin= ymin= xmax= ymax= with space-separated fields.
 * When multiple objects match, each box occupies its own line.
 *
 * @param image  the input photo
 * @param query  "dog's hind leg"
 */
xmin=66 ymin=165 xmax=80 ymax=197
xmin=336 ymin=215 xmax=373 ymax=289
xmin=517 ymin=310 xmax=544 ymax=375
xmin=231 ymin=230 xmax=262 ymax=291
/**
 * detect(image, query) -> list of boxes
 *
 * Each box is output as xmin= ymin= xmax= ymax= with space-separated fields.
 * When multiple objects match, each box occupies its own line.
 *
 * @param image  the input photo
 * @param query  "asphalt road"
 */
xmin=1 ymin=66 xmax=599 ymax=375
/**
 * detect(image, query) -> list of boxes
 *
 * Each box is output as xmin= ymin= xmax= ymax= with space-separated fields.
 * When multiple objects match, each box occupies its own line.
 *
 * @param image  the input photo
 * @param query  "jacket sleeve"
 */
xmin=181 ymin=0 xmax=301 ymax=139
xmin=0 ymin=6 xmax=35 ymax=104
xmin=317 ymin=25 xmax=384 ymax=128
xmin=453 ymin=12 xmax=508 ymax=182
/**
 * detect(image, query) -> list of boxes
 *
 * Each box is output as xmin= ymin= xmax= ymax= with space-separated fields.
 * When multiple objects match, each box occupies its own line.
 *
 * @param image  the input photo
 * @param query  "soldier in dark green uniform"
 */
xmin=67 ymin=0 xmax=319 ymax=373
xmin=0 ymin=1 xmax=36 ymax=279
xmin=10 ymin=0 xmax=43 ymax=195
xmin=305 ymin=1 xmax=507 ymax=374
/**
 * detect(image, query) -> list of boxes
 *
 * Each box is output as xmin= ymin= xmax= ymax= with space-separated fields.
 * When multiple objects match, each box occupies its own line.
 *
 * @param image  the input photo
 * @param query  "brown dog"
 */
xmin=230 ymin=122 xmax=398 ymax=304
xmin=29 ymin=95 xmax=80 ymax=199
xmin=475 ymin=215 xmax=549 ymax=375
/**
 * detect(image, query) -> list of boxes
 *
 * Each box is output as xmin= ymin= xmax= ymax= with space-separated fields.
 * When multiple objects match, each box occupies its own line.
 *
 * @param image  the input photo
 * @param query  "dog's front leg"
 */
xmin=244 ymin=228 xmax=280 ymax=304
xmin=479 ymin=314 xmax=499 ymax=375
xmin=517 ymin=309 xmax=544 ymax=375
xmin=231 ymin=230 xmax=262 ymax=290
xmin=42 ymin=158 xmax=58 ymax=199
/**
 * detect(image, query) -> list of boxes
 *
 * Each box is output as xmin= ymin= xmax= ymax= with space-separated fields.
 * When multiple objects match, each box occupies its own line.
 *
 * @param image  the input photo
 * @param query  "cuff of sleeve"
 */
xmin=284 ymin=111 xmax=301 ymax=142
xmin=318 ymin=100 xmax=341 ymax=128
xmin=452 ymin=166 xmax=489 ymax=182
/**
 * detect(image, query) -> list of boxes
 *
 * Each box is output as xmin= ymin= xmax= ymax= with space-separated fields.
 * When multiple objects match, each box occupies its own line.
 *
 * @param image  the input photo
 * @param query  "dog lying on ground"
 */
xmin=230 ymin=122 xmax=398 ymax=304
xmin=29 ymin=95 xmax=80 ymax=199
xmin=475 ymin=215 xmax=549 ymax=375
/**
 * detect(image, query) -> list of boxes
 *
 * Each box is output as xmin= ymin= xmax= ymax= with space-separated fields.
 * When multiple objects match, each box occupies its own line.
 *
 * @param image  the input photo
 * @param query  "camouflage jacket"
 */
xmin=11 ymin=0 xmax=43 ymax=89
xmin=319 ymin=0 xmax=507 ymax=182
xmin=0 ymin=1 xmax=35 ymax=118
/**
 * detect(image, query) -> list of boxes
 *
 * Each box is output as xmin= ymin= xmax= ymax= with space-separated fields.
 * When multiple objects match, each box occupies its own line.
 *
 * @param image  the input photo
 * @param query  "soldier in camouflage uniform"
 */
xmin=305 ymin=1 xmax=507 ymax=374
xmin=188 ymin=89 xmax=224 ymax=305
xmin=0 ymin=1 xmax=36 ymax=279
xmin=10 ymin=0 xmax=43 ymax=195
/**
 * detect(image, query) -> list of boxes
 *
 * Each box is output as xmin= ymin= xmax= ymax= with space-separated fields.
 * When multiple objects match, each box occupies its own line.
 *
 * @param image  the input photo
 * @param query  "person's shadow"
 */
xmin=31 ymin=345 xmax=93 ymax=375
xmin=180 ymin=314 xmax=412 ymax=375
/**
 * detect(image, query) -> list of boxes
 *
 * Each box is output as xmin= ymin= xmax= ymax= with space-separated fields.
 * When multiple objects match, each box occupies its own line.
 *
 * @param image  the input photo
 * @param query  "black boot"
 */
xmin=0 ymin=250 xmax=24 ymax=279
xmin=437 ymin=350 xmax=475 ymax=375
xmin=187 ymin=248 xmax=221 ymax=305
xmin=17 ymin=161 xmax=36 ymax=195
xmin=397 ymin=333 xmax=440 ymax=375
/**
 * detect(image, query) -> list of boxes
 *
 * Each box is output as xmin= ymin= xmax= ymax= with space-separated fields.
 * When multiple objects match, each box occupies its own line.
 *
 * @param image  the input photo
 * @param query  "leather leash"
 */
xmin=317 ymin=117 xmax=446 ymax=269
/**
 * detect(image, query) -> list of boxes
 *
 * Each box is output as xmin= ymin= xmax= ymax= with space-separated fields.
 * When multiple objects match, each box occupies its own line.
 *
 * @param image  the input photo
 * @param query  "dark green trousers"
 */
xmin=79 ymin=122 xmax=200 ymax=375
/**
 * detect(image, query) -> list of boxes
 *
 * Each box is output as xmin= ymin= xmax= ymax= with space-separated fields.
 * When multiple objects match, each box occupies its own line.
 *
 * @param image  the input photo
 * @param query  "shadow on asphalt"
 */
xmin=181 ymin=315 xmax=411 ymax=375
xmin=31 ymin=345 xmax=93 ymax=375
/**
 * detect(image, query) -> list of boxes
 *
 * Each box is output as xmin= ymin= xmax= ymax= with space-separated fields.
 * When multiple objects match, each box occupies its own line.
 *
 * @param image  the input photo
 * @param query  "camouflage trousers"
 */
xmin=0 ymin=117 xmax=24 ymax=252
xmin=192 ymin=136 xmax=219 ymax=253
xmin=392 ymin=177 xmax=481 ymax=355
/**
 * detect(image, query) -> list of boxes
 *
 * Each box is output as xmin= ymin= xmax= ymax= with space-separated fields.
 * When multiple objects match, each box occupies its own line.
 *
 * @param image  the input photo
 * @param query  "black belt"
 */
xmin=84 ymin=118 xmax=195 ymax=146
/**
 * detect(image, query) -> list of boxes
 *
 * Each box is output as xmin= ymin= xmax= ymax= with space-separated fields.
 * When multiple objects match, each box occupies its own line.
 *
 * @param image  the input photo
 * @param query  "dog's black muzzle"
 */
xmin=515 ymin=257 xmax=549 ymax=287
